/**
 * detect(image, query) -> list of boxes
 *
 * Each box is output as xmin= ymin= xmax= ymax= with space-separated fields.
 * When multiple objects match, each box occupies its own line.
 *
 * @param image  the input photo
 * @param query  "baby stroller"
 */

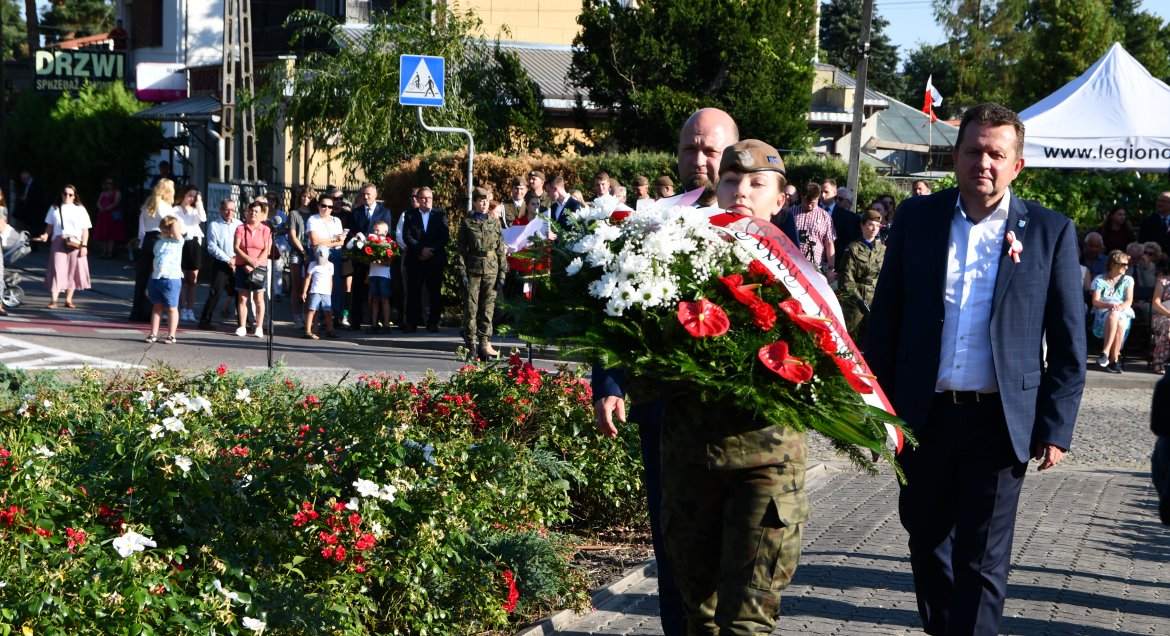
xmin=1 ymin=225 xmax=30 ymax=308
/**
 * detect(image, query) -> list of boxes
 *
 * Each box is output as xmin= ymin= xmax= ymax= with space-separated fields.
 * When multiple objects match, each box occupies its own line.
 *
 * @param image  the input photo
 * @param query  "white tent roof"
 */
xmin=1020 ymin=42 xmax=1170 ymax=171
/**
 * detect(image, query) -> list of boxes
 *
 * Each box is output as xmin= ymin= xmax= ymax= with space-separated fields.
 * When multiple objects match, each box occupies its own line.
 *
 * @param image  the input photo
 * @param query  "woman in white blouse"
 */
xmin=307 ymin=193 xmax=346 ymax=330
xmin=173 ymin=185 xmax=207 ymax=322
xmin=34 ymin=184 xmax=92 ymax=309
xmin=129 ymin=178 xmax=175 ymax=322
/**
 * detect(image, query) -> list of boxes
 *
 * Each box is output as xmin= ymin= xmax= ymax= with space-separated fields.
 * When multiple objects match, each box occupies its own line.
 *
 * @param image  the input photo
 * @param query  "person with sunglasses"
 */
xmin=197 ymin=199 xmax=241 ymax=329
xmin=34 ymin=185 xmax=91 ymax=309
xmin=307 ymin=194 xmax=346 ymax=336
xmin=1091 ymin=249 xmax=1136 ymax=374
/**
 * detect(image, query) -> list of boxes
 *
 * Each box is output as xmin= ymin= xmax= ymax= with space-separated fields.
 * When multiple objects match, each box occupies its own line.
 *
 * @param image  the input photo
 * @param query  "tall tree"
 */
xmin=572 ymin=0 xmax=818 ymax=152
xmin=254 ymin=6 xmax=556 ymax=182
xmin=818 ymin=0 xmax=903 ymax=97
xmin=1016 ymin=0 xmax=1122 ymax=108
xmin=40 ymin=0 xmax=112 ymax=43
xmin=932 ymin=0 xmax=1029 ymax=111
xmin=2 ymin=0 xmax=27 ymax=59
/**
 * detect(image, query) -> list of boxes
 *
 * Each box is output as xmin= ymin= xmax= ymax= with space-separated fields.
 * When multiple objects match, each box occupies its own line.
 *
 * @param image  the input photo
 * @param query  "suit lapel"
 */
xmin=929 ymin=195 xmax=954 ymax=298
xmin=992 ymin=196 xmax=1030 ymax=314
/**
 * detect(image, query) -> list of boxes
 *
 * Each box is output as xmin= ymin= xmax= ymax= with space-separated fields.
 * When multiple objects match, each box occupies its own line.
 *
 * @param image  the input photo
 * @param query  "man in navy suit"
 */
xmin=401 ymin=187 xmax=448 ymax=332
xmin=347 ymin=183 xmax=393 ymax=330
xmin=867 ymin=103 xmax=1086 ymax=636
xmin=545 ymin=175 xmax=581 ymax=228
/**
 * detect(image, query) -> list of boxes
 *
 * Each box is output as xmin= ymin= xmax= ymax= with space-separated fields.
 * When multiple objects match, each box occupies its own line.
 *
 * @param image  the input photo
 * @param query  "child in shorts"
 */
xmin=302 ymin=246 xmax=335 ymax=339
xmin=146 ymin=216 xmax=185 ymax=344
xmin=368 ymin=220 xmax=393 ymax=333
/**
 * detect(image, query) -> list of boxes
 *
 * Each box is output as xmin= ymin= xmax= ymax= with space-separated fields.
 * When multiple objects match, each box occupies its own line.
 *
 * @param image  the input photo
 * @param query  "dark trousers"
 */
xmin=898 ymin=395 xmax=1027 ymax=636
xmin=632 ymin=403 xmax=685 ymax=636
xmin=349 ymin=261 xmax=369 ymax=327
xmin=405 ymin=256 xmax=444 ymax=328
xmin=128 ymin=232 xmax=159 ymax=321
xmin=390 ymin=255 xmax=406 ymax=324
xmin=199 ymin=260 xmax=236 ymax=324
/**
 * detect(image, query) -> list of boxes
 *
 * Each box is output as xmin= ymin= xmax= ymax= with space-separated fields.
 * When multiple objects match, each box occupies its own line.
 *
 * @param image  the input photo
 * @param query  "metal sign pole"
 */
xmin=417 ymin=107 xmax=474 ymax=212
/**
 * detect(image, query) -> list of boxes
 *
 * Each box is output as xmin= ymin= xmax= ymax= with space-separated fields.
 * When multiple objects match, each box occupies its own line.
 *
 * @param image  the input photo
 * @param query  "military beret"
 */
xmin=472 ymin=187 xmax=491 ymax=200
xmin=527 ymin=170 xmax=545 ymax=180
xmin=718 ymin=139 xmax=787 ymax=177
xmin=654 ymin=175 xmax=674 ymax=187
xmin=509 ymin=176 xmax=524 ymax=187
xmin=633 ymin=175 xmax=649 ymax=186
xmin=861 ymin=209 xmax=883 ymax=224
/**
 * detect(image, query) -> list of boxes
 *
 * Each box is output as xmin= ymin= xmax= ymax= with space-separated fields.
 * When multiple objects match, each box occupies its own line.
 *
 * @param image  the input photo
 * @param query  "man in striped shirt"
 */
xmin=787 ymin=181 xmax=837 ymax=279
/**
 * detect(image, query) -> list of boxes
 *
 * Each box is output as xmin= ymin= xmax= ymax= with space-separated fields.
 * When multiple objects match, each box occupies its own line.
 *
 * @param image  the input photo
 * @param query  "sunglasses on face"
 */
xmin=318 ymin=204 xmax=334 ymax=209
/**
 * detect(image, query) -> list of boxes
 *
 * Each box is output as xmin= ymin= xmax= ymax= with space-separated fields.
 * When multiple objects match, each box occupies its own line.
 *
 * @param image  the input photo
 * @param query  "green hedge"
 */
xmin=0 ymin=359 xmax=644 ymax=634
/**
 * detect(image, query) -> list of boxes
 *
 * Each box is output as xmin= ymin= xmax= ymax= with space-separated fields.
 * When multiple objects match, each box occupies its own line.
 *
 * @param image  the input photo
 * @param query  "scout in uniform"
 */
xmin=656 ymin=139 xmax=810 ymax=634
xmin=839 ymin=208 xmax=887 ymax=345
xmin=456 ymin=187 xmax=507 ymax=359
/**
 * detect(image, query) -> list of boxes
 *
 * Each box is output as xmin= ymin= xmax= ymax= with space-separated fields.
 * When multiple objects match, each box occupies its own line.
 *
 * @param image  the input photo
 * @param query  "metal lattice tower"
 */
xmin=220 ymin=0 xmax=258 ymax=182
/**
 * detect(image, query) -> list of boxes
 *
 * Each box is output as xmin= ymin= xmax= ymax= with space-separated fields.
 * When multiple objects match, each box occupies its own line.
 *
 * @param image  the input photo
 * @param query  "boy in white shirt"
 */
xmin=302 ymin=246 xmax=335 ymax=339
xmin=368 ymin=220 xmax=393 ymax=333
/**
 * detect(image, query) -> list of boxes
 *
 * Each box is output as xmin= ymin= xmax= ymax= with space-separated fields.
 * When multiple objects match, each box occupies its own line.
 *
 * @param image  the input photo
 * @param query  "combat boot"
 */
xmin=479 ymin=341 xmax=499 ymax=358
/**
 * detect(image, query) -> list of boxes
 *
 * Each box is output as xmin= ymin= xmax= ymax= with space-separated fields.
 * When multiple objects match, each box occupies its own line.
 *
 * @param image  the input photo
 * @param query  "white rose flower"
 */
xmin=353 ymin=478 xmax=380 ymax=498
xmin=214 ymin=579 xmax=241 ymax=602
xmin=112 ymin=531 xmax=156 ymax=558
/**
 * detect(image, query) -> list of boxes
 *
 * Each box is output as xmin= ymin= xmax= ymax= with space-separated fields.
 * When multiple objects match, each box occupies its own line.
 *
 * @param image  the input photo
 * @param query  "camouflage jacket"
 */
xmin=456 ymin=213 xmax=507 ymax=276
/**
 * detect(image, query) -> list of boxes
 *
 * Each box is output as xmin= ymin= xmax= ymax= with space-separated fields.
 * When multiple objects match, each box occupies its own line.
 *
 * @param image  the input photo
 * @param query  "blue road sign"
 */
xmin=399 ymin=55 xmax=445 ymax=107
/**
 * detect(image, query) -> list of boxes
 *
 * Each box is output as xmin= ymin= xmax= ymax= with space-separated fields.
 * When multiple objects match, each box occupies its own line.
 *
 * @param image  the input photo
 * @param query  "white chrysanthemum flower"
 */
xmin=112 ymin=531 xmax=156 ymax=558
xmin=565 ymin=257 xmax=584 ymax=276
xmin=593 ymin=221 xmax=622 ymax=243
xmin=604 ymin=296 xmax=628 ymax=317
xmin=174 ymin=455 xmax=192 ymax=473
xmin=588 ymin=273 xmax=619 ymax=300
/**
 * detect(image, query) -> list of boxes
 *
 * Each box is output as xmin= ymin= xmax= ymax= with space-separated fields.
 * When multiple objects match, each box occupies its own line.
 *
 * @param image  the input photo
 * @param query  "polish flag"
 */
xmin=922 ymin=75 xmax=943 ymax=123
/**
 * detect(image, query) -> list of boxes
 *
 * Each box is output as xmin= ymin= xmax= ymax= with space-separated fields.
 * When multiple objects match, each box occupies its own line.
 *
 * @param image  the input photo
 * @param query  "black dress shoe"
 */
xmin=196 ymin=321 xmax=215 ymax=331
xmin=348 ymin=324 xmax=363 ymax=331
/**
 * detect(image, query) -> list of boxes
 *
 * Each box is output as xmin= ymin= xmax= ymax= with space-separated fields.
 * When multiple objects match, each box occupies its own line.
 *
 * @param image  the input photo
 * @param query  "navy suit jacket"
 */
xmin=866 ymin=187 xmax=1086 ymax=463
xmin=548 ymin=196 xmax=581 ymax=228
xmin=349 ymin=203 xmax=393 ymax=239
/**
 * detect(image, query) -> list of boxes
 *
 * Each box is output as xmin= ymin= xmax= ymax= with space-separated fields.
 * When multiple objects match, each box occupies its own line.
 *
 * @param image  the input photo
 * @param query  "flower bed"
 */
xmin=0 ymin=356 xmax=645 ymax=634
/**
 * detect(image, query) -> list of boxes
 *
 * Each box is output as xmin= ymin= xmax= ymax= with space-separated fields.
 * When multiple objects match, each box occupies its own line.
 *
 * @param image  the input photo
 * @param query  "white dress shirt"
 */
xmin=206 ymin=216 xmax=242 ymax=264
xmin=936 ymin=189 xmax=1012 ymax=393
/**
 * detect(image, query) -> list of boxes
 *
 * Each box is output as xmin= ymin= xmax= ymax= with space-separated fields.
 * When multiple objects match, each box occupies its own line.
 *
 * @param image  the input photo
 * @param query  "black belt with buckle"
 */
xmin=937 ymin=390 xmax=999 ymax=405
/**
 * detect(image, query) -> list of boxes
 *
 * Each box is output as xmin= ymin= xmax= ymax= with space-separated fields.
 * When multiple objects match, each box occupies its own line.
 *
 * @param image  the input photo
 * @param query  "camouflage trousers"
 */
xmin=661 ymin=455 xmax=808 ymax=635
xmin=462 ymin=273 xmax=497 ymax=346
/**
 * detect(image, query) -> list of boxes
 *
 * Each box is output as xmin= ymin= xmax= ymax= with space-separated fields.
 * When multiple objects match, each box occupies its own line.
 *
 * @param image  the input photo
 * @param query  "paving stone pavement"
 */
xmin=534 ymin=380 xmax=1170 ymax=636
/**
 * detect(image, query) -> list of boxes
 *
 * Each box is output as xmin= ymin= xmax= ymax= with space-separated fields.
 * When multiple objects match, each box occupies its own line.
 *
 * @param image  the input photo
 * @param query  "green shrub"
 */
xmin=0 ymin=358 xmax=639 ymax=634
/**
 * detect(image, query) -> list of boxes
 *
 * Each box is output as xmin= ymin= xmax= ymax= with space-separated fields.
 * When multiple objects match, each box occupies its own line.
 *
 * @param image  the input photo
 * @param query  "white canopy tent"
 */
xmin=1019 ymin=42 xmax=1170 ymax=172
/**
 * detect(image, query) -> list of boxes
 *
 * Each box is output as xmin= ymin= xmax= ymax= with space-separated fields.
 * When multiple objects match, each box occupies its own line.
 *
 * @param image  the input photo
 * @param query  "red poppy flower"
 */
xmin=758 ymin=341 xmax=814 ymax=384
xmin=677 ymin=298 xmax=730 ymax=337
xmin=748 ymin=260 xmax=776 ymax=284
xmin=778 ymin=298 xmax=833 ymax=334
xmin=749 ymin=300 xmax=777 ymax=331
xmin=718 ymin=274 xmax=762 ymax=306
xmin=831 ymin=355 xmax=876 ymax=394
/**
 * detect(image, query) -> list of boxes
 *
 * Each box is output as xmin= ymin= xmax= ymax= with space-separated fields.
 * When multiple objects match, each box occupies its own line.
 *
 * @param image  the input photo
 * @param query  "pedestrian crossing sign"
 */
xmin=399 ymin=55 xmax=445 ymax=107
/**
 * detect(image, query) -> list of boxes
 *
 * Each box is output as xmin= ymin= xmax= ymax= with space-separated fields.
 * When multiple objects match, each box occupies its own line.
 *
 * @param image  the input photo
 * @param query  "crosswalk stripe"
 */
xmin=0 ymin=334 xmax=139 ymax=370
